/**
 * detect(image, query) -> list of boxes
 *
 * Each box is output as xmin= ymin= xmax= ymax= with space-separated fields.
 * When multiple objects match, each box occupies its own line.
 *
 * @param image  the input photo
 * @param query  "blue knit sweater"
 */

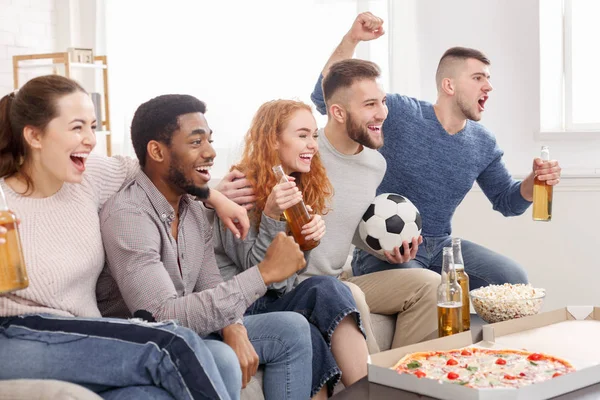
xmin=311 ymin=75 xmax=531 ymax=237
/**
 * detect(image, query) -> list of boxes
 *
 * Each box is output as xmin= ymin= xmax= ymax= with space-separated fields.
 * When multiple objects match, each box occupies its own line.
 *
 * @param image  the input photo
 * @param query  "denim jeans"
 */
xmin=352 ymin=236 xmax=529 ymax=290
xmin=99 ymin=386 xmax=177 ymax=399
xmin=207 ymin=312 xmax=312 ymax=399
xmin=0 ymin=314 xmax=236 ymax=400
xmin=245 ymin=276 xmax=364 ymax=396
xmin=101 ymin=341 xmax=240 ymax=400
xmin=203 ymin=340 xmax=243 ymax=400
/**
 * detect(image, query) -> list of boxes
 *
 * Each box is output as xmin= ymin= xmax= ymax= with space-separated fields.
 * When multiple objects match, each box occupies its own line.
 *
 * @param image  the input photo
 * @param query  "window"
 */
xmin=104 ymin=0 xmax=389 ymax=177
xmin=540 ymin=0 xmax=600 ymax=134
xmin=564 ymin=0 xmax=600 ymax=130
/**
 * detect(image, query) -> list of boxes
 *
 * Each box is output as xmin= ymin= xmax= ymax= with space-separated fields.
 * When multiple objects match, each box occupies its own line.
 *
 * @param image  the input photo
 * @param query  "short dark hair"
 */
xmin=0 ymin=75 xmax=86 ymax=193
xmin=130 ymin=94 xmax=206 ymax=167
xmin=435 ymin=47 xmax=491 ymax=88
xmin=322 ymin=59 xmax=381 ymax=106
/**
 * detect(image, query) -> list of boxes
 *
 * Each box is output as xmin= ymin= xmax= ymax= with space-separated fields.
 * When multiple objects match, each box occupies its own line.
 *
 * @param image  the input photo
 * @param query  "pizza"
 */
xmin=392 ymin=347 xmax=575 ymax=388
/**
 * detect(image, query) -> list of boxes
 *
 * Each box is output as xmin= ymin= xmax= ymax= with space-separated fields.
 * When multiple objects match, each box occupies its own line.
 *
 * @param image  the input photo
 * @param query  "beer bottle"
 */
xmin=437 ymin=247 xmax=463 ymax=337
xmin=0 ymin=184 xmax=28 ymax=294
xmin=533 ymin=146 xmax=553 ymax=221
xmin=452 ymin=238 xmax=470 ymax=330
xmin=272 ymin=165 xmax=319 ymax=251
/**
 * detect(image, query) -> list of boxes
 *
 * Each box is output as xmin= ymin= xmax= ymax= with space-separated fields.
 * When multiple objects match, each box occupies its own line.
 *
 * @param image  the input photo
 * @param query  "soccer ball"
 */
xmin=358 ymin=193 xmax=422 ymax=256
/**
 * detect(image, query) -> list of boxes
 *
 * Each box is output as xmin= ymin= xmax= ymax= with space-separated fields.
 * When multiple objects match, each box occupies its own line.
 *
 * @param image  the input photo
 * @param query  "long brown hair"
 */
xmin=0 ymin=75 xmax=86 ymax=194
xmin=233 ymin=100 xmax=333 ymax=225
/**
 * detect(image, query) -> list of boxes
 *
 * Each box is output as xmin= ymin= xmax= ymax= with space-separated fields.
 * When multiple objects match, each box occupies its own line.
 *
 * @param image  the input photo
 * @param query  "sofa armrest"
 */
xmin=0 ymin=379 xmax=102 ymax=400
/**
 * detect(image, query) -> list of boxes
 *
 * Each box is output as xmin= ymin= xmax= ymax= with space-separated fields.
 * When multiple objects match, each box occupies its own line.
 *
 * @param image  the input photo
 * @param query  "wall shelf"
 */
xmin=13 ymin=52 xmax=112 ymax=156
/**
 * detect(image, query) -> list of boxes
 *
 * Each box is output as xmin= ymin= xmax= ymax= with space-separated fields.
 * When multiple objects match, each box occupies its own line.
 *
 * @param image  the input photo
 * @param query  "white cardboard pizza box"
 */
xmin=368 ymin=306 xmax=600 ymax=400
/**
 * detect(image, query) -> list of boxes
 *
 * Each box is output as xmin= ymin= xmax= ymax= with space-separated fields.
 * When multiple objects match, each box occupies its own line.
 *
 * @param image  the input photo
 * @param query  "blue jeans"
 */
xmin=0 ymin=314 xmax=236 ymax=400
xmin=100 ymin=386 xmax=176 ymax=399
xmin=245 ymin=276 xmax=364 ymax=397
xmin=203 ymin=340 xmax=243 ymax=400
xmin=207 ymin=312 xmax=312 ymax=400
xmin=352 ymin=236 xmax=528 ymax=290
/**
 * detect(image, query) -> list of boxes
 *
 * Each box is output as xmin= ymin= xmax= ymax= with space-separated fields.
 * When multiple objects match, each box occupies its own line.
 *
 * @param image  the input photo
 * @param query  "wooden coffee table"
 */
xmin=332 ymin=314 xmax=600 ymax=399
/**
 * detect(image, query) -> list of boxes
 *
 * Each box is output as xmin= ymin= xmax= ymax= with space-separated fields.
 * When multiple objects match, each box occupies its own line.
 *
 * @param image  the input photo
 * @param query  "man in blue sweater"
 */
xmin=311 ymin=12 xmax=562 ymax=289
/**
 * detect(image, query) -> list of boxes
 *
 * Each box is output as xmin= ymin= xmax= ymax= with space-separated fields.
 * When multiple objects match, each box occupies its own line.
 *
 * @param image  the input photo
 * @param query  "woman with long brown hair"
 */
xmin=212 ymin=99 xmax=369 ymax=398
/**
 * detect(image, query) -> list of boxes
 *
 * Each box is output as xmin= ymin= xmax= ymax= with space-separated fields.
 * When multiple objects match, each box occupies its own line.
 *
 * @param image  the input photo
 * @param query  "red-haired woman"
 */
xmin=211 ymin=100 xmax=369 ymax=399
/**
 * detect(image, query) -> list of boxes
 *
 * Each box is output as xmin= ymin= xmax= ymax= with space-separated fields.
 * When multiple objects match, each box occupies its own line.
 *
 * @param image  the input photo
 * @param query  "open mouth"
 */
xmin=70 ymin=152 xmax=89 ymax=172
xmin=478 ymin=95 xmax=488 ymax=112
xmin=368 ymin=124 xmax=382 ymax=135
xmin=195 ymin=165 xmax=212 ymax=181
xmin=299 ymin=153 xmax=314 ymax=165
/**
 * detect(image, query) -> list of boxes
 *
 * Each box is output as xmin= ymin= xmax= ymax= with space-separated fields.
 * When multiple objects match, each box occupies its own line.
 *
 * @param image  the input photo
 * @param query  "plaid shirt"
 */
xmin=96 ymin=170 xmax=266 ymax=336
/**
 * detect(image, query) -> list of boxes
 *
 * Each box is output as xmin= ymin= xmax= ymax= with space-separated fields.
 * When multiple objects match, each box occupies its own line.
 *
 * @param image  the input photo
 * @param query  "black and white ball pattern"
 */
xmin=358 ymin=193 xmax=422 ymax=256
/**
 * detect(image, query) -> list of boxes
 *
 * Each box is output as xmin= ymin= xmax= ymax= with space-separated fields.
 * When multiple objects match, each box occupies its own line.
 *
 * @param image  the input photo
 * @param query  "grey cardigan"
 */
xmin=209 ymin=208 xmax=310 ymax=295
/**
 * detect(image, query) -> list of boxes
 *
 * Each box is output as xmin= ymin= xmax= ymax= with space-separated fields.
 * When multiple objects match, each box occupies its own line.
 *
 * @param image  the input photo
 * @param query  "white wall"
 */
xmin=1 ymin=0 xmax=109 ymax=154
xmin=390 ymin=0 xmax=600 ymax=310
xmin=0 ymin=0 xmax=57 ymax=95
xmin=453 ymin=183 xmax=600 ymax=312
xmin=102 ymin=0 xmax=389 ymax=173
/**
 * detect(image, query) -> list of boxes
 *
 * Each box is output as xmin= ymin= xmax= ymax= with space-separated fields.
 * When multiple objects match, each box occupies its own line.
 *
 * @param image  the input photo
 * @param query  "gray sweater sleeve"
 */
xmin=223 ymin=213 xmax=287 ymax=269
xmin=218 ymin=213 xmax=300 ymax=292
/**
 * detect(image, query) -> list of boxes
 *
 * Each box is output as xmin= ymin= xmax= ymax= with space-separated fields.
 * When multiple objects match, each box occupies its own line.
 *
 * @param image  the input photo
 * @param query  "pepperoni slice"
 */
xmin=461 ymin=350 xmax=472 ymax=356
xmin=552 ymin=372 xmax=561 ymax=378
xmin=527 ymin=353 xmax=543 ymax=361
xmin=447 ymin=372 xmax=459 ymax=380
xmin=504 ymin=374 xmax=517 ymax=380
xmin=446 ymin=359 xmax=458 ymax=366
xmin=495 ymin=358 xmax=507 ymax=365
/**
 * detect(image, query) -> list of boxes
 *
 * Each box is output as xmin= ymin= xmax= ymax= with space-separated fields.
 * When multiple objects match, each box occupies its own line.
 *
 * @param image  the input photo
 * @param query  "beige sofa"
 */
xmin=0 ymin=379 xmax=102 ymax=400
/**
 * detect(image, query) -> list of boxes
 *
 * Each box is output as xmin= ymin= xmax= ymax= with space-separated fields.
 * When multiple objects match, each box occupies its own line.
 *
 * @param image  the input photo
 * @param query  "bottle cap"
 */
xmin=540 ymin=146 xmax=550 ymax=161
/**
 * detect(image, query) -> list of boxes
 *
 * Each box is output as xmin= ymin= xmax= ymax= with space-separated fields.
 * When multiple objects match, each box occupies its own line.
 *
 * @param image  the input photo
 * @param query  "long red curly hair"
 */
xmin=233 ymin=100 xmax=333 ymax=226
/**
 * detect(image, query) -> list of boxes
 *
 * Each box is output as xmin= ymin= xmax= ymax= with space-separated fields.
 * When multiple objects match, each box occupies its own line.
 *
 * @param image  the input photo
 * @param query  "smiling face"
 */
xmin=275 ymin=109 xmax=319 ymax=175
xmin=30 ymin=91 xmax=97 ymax=184
xmin=453 ymin=58 xmax=493 ymax=121
xmin=344 ymin=78 xmax=388 ymax=149
xmin=164 ymin=112 xmax=215 ymax=200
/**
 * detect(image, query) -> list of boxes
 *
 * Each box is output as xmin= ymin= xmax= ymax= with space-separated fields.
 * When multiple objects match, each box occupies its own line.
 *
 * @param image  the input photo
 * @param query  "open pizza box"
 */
xmin=368 ymin=306 xmax=600 ymax=399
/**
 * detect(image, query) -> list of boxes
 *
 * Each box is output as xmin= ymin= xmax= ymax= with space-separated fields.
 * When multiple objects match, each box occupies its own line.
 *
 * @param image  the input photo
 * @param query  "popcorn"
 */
xmin=470 ymin=284 xmax=545 ymax=323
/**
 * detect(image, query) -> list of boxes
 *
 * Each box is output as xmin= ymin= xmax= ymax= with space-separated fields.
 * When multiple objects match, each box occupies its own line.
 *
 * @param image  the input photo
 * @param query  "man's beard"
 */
xmin=168 ymin=159 xmax=210 ymax=200
xmin=346 ymin=112 xmax=383 ymax=150
xmin=456 ymin=92 xmax=481 ymax=121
